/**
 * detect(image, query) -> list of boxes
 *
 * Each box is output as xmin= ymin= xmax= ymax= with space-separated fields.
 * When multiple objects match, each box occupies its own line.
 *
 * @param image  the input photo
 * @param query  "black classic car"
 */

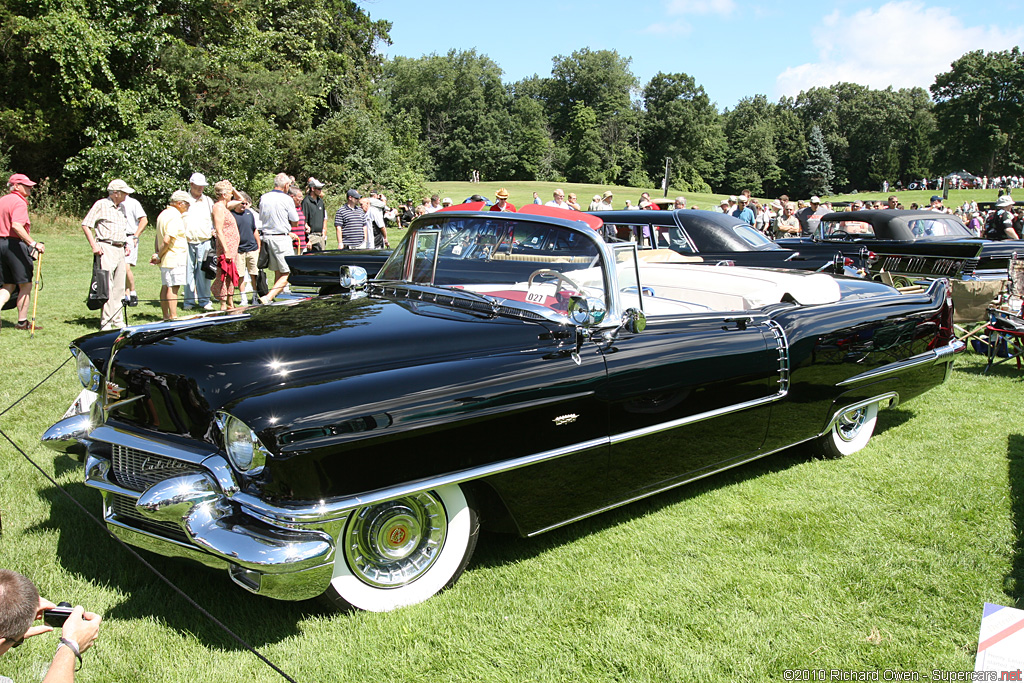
xmin=44 ymin=208 xmax=962 ymax=612
xmin=776 ymin=209 xmax=1022 ymax=286
xmin=286 ymin=208 xmax=851 ymax=294
xmin=587 ymin=208 xmax=849 ymax=272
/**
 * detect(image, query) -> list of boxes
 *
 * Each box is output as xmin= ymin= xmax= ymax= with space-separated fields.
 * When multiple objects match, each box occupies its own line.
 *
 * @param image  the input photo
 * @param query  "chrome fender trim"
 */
xmin=835 ymin=339 xmax=964 ymax=387
xmin=820 ymin=392 xmax=899 ymax=438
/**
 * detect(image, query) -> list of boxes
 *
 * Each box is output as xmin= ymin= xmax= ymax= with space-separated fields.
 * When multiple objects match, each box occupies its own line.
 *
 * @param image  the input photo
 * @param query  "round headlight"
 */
xmin=74 ymin=348 xmax=102 ymax=392
xmin=216 ymin=412 xmax=268 ymax=475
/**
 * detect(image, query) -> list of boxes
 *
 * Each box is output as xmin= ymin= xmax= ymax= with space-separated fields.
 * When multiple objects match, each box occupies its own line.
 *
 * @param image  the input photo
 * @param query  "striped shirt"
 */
xmin=334 ymin=204 xmax=367 ymax=247
xmin=82 ymin=197 xmax=130 ymax=242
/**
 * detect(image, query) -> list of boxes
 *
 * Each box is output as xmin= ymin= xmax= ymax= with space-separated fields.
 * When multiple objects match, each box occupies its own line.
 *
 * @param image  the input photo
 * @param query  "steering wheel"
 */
xmin=827 ymin=230 xmax=850 ymax=240
xmin=527 ymin=269 xmax=582 ymax=300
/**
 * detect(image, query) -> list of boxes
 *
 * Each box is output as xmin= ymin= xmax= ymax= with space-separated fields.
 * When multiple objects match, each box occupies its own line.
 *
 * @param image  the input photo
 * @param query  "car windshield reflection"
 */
xmin=378 ymin=216 xmax=608 ymax=320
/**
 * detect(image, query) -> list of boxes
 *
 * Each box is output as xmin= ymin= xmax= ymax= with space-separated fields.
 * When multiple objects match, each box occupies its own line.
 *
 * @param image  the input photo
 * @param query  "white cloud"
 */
xmin=775 ymin=1 xmax=1024 ymax=98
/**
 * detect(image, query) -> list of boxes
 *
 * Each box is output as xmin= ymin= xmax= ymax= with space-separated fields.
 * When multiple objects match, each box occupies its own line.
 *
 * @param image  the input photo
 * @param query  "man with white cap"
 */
xmin=0 ymin=173 xmax=45 ymax=330
xmin=797 ymin=195 xmax=824 ymax=236
xmin=183 ymin=172 xmax=215 ymax=310
xmin=986 ymin=195 xmax=1020 ymax=240
xmin=81 ymin=179 xmax=134 ymax=329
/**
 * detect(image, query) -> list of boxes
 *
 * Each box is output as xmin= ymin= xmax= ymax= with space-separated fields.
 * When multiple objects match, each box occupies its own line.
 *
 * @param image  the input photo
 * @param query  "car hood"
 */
xmin=101 ymin=294 xmax=552 ymax=442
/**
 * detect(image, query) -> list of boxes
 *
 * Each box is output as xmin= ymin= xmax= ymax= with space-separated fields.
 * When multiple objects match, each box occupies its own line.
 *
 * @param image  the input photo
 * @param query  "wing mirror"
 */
xmin=566 ymin=296 xmax=607 ymax=327
xmin=338 ymin=265 xmax=367 ymax=292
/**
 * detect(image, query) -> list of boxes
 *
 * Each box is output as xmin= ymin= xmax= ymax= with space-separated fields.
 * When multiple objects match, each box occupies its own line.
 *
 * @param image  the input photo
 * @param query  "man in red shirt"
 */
xmin=489 ymin=188 xmax=517 ymax=212
xmin=0 ymin=173 xmax=45 ymax=330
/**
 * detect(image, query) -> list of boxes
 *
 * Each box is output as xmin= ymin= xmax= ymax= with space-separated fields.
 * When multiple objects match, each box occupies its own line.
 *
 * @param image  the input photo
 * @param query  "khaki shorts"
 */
xmin=238 ymin=249 xmax=260 ymax=276
xmin=161 ymin=265 xmax=186 ymax=287
xmin=306 ymin=232 xmax=327 ymax=252
xmin=263 ymin=234 xmax=292 ymax=273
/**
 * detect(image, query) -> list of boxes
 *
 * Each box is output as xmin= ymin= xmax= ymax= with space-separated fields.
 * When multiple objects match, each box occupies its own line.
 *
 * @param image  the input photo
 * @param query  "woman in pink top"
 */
xmin=211 ymin=179 xmax=241 ymax=310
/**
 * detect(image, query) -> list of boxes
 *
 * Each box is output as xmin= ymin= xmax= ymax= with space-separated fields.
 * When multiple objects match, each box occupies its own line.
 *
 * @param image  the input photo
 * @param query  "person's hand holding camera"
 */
xmin=60 ymin=606 xmax=101 ymax=655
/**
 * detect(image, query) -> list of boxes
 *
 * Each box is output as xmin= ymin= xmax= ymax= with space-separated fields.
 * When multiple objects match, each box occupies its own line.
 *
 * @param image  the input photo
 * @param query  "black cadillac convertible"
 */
xmin=44 ymin=208 xmax=963 ymax=612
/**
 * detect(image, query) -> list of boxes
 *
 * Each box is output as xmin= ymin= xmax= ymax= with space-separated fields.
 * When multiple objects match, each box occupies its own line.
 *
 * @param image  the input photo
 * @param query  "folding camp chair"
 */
xmin=983 ymin=307 xmax=1024 ymax=375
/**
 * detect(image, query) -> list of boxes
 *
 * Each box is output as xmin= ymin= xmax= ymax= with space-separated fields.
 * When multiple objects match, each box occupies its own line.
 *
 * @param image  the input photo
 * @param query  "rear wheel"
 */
xmin=818 ymin=403 xmax=878 ymax=458
xmin=321 ymin=484 xmax=478 ymax=612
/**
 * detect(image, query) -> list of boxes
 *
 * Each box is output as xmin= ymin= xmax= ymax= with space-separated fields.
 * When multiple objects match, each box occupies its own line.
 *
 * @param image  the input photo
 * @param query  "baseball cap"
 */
xmin=189 ymin=172 xmax=208 ymax=186
xmin=347 ymin=189 xmax=361 ymax=199
xmin=930 ymin=195 xmax=942 ymax=203
xmin=107 ymin=179 xmax=135 ymax=194
xmin=809 ymin=195 xmax=821 ymax=204
xmin=8 ymin=173 xmax=36 ymax=187
xmin=307 ymin=177 xmax=325 ymax=189
xmin=442 ymin=197 xmax=453 ymax=205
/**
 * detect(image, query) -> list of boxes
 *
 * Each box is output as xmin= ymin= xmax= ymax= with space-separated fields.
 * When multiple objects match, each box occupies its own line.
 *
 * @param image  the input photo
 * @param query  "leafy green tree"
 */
xmin=722 ymin=95 xmax=783 ymax=196
xmin=931 ymin=48 xmax=1024 ymax=175
xmin=802 ymin=125 xmax=834 ymax=196
xmin=641 ymin=72 xmax=724 ymax=192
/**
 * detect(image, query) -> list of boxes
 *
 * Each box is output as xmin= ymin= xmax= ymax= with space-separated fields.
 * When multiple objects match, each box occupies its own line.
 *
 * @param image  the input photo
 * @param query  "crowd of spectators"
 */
xmin=7 ymin=168 xmax=1024 ymax=332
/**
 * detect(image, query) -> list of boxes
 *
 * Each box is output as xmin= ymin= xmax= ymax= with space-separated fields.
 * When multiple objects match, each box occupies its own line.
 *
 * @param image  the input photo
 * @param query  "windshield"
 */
xmin=378 ymin=216 xmax=607 ymax=318
xmin=731 ymin=223 xmax=779 ymax=250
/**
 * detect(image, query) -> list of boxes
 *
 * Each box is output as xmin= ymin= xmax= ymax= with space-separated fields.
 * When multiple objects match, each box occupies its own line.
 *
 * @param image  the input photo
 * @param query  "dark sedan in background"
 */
xmin=776 ymin=209 xmax=1021 ymax=285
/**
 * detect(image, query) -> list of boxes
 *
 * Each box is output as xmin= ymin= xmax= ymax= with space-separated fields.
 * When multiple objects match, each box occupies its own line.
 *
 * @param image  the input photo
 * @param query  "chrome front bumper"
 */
xmin=73 ymin=425 xmax=342 ymax=601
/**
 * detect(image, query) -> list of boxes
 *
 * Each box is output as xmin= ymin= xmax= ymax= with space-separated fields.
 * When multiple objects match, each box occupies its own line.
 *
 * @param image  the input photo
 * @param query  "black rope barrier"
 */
xmin=0 ymin=363 xmax=301 ymax=683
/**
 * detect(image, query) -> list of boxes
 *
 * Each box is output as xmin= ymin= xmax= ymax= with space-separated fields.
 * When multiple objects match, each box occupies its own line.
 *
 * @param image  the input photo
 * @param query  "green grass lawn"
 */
xmin=1 ymin=226 xmax=1021 ymax=681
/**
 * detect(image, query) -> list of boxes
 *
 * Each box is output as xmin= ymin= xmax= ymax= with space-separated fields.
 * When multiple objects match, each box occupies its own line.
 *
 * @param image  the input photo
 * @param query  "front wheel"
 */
xmin=321 ymin=484 xmax=478 ymax=612
xmin=818 ymin=402 xmax=878 ymax=458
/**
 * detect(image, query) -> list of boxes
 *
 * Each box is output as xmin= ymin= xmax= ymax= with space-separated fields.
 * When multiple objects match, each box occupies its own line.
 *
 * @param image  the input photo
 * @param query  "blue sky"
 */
xmin=359 ymin=0 xmax=1023 ymax=111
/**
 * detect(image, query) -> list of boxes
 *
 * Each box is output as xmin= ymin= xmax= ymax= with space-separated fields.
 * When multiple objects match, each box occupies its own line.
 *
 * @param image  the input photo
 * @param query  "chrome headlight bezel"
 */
xmin=215 ymin=411 xmax=269 ymax=476
xmin=72 ymin=346 xmax=102 ymax=392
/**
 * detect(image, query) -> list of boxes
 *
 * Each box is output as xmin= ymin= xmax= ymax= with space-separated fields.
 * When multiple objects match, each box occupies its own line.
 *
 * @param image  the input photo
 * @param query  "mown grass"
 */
xmin=0 ymin=224 xmax=1021 ymax=682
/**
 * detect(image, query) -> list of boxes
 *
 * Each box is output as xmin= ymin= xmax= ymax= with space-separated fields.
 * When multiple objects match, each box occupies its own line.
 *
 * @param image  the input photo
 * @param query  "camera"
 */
xmin=43 ymin=602 xmax=74 ymax=628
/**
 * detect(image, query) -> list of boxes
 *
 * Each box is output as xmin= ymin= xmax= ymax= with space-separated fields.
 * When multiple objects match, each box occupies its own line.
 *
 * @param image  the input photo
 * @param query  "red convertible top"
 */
xmin=517 ymin=204 xmax=604 ymax=231
xmin=436 ymin=202 xmax=604 ymax=232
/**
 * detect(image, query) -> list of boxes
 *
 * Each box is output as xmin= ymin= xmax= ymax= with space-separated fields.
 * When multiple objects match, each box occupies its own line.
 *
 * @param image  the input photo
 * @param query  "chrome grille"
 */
xmin=111 ymin=443 xmax=201 ymax=492
xmin=108 ymin=493 xmax=190 ymax=543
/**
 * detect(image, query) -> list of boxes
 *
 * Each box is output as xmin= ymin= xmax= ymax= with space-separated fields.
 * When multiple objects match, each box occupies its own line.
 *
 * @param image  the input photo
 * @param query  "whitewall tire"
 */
xmin=819 ymin=402 xmax=878 ymax=458
xmin=321 ymin=483 xmax=478 ymax=612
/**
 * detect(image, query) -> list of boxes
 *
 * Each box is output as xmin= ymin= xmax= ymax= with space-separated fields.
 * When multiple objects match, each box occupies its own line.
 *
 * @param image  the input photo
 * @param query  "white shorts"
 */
xmin=125 ymin=236 xmax=139 ymax=266
xmin=264 ymin=234 xmax=293 ymax=273
xmin=161 ymin=265 xmax=186 ymax=287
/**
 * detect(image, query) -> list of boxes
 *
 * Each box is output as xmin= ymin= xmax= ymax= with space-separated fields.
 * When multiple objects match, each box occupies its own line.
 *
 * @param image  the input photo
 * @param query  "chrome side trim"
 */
xmin=609 ymin=393 xmax=783 ymax=445
xmin=527 ymin=435 xmax=819 ymax=536
xmin=835 ymin=340 xmax=965 ymax=387
xmin=232 ymin=436 xmax=612 ymax=524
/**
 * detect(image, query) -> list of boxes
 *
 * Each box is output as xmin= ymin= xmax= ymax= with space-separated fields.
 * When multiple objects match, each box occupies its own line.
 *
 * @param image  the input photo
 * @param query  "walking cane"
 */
xmin=29 ymin=248 xmax=42 ymax=338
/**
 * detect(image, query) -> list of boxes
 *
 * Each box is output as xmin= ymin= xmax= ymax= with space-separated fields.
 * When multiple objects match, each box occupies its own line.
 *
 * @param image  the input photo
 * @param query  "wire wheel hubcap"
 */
xmin=344 ymin=491 xmax=447 ymax=588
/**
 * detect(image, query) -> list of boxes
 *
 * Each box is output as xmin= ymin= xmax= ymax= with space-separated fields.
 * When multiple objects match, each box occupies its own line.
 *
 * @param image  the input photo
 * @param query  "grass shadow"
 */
xmin=26 ymin=481 xmax=312 ymax=650
xmin=1008 ymin=433 xmax=1024 ymax=607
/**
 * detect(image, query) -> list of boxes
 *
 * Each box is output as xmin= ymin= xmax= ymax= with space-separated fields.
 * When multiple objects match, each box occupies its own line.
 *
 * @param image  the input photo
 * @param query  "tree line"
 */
xmin=1 ymin=0 xmax=1021 ymax=210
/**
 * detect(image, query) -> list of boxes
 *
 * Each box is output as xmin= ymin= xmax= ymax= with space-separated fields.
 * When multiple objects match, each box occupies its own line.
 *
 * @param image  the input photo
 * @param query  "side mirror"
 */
xmin=338 ymin=265 xmax=367 ymax=292
xmin=566 ymin=296 xmax=607 ymax=327
xmin=622 ymin=307 xmax=646 ymax=334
